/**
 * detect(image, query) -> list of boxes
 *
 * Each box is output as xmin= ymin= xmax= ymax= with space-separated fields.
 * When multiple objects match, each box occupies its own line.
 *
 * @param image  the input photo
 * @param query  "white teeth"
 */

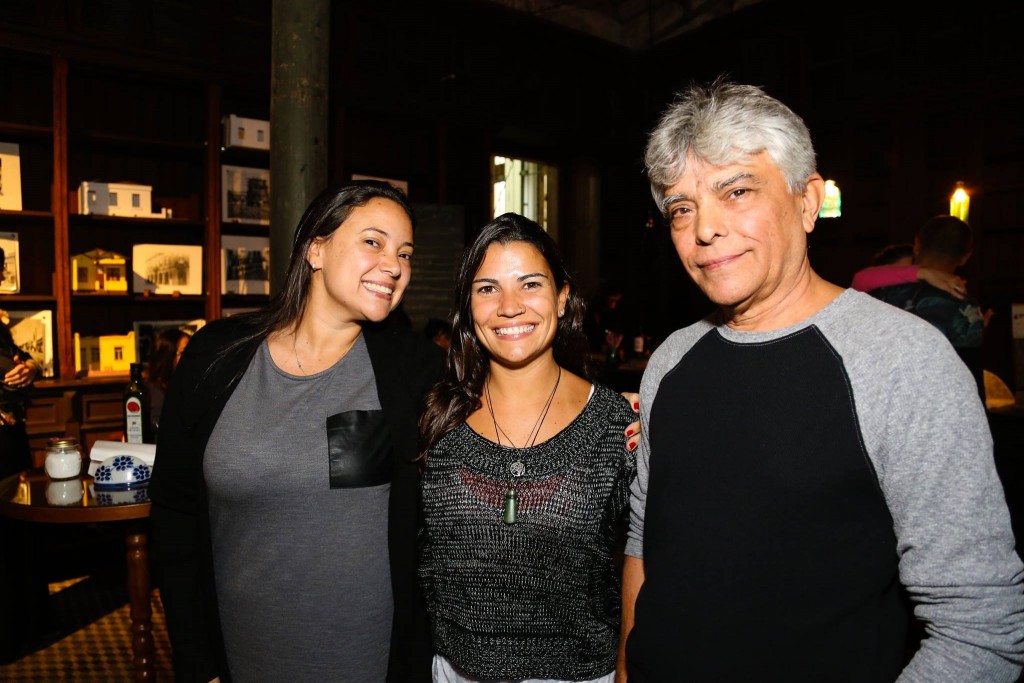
xmin=363 ymin=282 xmax=393 ymax=295
xmin=494 ymin=325 xmax=535 ymax=336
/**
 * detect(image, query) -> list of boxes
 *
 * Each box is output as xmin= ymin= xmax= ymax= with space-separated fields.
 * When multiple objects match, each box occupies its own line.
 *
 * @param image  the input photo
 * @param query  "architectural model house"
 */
xmin=74 ymin=331 xmax=136 ymax=375
xmin=223 ymin=114 xmax=270 ymax=150
xmin=71 ymin=248 xmax=128 ymax=292
xmin=78 ymin=181 xmax=171 ymax=218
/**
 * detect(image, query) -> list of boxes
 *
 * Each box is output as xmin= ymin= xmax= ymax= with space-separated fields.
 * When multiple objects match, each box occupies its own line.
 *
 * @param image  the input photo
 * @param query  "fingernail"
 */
xmin=625 ymin=429 xmax=634 ymax=436
xmin=628 ymin=442 xmax=637 ymax=451
xmin=632 ymin=402 xmax=639 ymax=410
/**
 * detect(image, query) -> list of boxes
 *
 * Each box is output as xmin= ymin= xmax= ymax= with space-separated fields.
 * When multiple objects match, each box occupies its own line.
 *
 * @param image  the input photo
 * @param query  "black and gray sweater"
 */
xmin=419 ymin=383 xmax=636 ymax=681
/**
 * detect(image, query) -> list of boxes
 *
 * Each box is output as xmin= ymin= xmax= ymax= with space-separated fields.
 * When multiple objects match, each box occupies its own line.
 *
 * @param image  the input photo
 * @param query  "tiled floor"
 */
xmin=0 ymin=558 xmax=174 ymax=681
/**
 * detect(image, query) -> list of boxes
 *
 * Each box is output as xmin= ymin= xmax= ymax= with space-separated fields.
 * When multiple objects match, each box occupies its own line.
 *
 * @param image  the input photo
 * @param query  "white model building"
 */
xmin=78 ymin=181 xmax=171 ymax=219
xmin=223 ymin=114 xmax=270 ymax=150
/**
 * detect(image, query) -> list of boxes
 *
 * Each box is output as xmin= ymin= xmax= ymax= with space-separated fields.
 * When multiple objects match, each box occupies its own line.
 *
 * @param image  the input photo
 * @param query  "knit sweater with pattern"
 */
xmin=419 ymin=383 xmax=636 ymax=681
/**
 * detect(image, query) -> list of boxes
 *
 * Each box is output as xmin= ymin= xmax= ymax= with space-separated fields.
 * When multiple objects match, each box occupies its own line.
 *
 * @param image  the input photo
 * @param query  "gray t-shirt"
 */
xmin=205 ymin=336 xmax=392 ymax=682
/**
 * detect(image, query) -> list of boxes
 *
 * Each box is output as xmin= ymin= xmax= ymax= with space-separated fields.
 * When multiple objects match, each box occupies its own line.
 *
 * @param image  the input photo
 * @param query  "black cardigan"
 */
xmin=148 ymin=316 xmax=443 ymax=682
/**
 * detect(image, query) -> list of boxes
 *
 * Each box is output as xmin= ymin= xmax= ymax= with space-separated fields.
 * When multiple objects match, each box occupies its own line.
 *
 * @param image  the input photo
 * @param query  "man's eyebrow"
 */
xmin=660 ymin=193 xmax=690 ymax=214
xmin=711 ymin=172 xmax=757 ymax=192
xmin=661 ymin=172 xmax=760 ymax=214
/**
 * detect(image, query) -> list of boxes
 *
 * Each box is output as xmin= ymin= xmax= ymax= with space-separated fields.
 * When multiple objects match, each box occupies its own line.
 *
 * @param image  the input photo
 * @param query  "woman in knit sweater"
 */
xmin=419 ymin=213 xmax=637 ymax=683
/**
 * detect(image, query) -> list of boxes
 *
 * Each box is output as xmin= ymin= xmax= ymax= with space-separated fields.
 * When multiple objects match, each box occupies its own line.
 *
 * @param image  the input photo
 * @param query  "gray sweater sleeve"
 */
xmin=822 ymin=294 xmax=1024 ymax=682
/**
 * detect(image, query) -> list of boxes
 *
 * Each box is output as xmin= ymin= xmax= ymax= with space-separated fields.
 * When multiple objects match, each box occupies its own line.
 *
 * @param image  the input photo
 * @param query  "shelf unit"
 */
xmin=0 ymin=45 xmax=270 ymax=460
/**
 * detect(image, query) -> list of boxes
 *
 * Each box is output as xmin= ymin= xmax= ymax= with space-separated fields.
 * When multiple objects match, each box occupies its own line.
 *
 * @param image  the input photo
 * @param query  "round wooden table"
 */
xmin=0 ymin=468 xmax=155 ymax=681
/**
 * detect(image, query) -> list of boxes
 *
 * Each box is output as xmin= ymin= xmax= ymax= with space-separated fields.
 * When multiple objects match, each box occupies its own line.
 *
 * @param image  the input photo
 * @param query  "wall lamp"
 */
xmin=950 ymin=181 xmax=970 ymax=222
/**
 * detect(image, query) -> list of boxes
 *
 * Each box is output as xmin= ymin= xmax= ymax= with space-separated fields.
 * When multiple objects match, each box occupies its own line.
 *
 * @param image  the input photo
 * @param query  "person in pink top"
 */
xmin=851 ymin=242 xmax=968 ymax=298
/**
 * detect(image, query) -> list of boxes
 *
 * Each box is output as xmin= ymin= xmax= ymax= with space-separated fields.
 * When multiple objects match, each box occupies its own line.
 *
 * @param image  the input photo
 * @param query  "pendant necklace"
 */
xmin=485 ymin=366 xmax=561 ymax=524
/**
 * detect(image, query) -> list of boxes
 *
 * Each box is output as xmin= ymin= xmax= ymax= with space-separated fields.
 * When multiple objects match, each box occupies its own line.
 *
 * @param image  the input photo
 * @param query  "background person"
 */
xmin=419 ymin=213 xmax=637 ymax=683
xmin=621 ymin=79 xmax=1024 ymax=682
xmin=870 ymin=215 xmax=988 ymax=400
xmin=148 ymin=181 xmax=444 ymax=682
xmin=0 ymin=307 xmax=44 ymax=663
xmin=423 ymin=317 xmax=452 ymax=350
xmin=144 ymin=326 xmax=191 ymax=436
xmin=0 ymin=308 xmax=38 ymax=478
xmin=851 ymin=241 xmax=966 ymax=297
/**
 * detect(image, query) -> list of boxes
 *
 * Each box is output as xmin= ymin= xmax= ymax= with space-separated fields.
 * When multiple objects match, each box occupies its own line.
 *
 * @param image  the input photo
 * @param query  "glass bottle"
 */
xmin=123 ymin=363 xmax=152 ymax=444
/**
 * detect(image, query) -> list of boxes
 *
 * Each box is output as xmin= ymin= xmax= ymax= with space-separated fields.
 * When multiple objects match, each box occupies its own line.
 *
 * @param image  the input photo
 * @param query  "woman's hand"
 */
xmin=917 ymin=267 xmax=966 ymax=299
xmin=4 ymin=358 xmax=38 ymax=388
xmin=621 ymin=391 xmax=640 ymax=451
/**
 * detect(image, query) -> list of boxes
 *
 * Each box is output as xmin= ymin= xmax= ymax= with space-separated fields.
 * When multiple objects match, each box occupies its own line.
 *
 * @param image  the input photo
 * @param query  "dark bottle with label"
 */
xmin=123 ymin=362 xmax=152 ymax=444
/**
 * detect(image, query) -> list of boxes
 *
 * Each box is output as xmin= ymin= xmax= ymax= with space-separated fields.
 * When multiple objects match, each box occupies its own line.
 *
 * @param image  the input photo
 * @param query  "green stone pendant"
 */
xmin=502 ymin=489 xmax=518 ymax=524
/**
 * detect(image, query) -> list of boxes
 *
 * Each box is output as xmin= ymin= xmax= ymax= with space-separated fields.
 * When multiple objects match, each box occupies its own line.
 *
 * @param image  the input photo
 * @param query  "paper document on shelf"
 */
xmin=87 ymin=440 xmax=156 ymax=476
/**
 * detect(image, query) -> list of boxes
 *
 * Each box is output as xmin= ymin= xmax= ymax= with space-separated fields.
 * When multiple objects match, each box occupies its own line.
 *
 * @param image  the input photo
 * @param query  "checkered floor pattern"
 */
xmin=0 ymin=575 xmax=174 ymax=681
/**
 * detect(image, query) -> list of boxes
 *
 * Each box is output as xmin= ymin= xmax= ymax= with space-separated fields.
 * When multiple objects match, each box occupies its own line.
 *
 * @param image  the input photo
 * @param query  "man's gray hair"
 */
xmin=644 ymin=79 xmax=817 ymax=212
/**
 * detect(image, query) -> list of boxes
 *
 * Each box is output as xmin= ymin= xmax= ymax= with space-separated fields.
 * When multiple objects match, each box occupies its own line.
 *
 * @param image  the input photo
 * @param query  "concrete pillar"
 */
xmin=269 ymin=0 xmax=329 ymax=294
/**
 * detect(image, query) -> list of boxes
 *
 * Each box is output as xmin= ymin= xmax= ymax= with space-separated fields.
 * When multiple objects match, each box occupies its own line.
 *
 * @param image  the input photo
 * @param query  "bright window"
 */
xmin=491 ymin=155 xmax=558 ymax=233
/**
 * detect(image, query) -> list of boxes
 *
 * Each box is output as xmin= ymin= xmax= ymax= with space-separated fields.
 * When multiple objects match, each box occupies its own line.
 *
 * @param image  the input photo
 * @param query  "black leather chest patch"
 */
xmin=326 ymin=409 xmax=393 ymax=488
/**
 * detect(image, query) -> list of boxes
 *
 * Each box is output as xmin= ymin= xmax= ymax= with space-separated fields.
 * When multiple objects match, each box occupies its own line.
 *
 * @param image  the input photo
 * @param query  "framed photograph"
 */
xmin=351 ymin=173 xmax=408 ymax=197
xmin=221 ymin=235 xmax=270 ymax=295
xmin=222 ymin=307 xmax=261 ymax=317
xmin=0 ymin=231 xmax=19 ymax=293
xmin=8 ymin=309 xmax=53 ymax=377
xmin=132 ymin=318 xmax=205 ymax=366
xmin=222 ymin=165 xmax=270 ymax=225
xmin=131 ymin=243 xmax=204 ymax=295
xmin=0 ymin=142 xmax=22 ymax=211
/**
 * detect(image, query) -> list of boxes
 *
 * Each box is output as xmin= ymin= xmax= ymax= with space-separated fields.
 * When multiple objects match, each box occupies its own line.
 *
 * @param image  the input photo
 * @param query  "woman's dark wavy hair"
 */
xmin=419 ymin=212 xmax=590 ymax=452
xmin=217 ymin=180 xmax=414 ymax=362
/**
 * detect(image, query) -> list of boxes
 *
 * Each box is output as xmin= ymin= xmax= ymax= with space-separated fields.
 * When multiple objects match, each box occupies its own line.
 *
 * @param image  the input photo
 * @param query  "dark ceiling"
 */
xmin=479 ymin=0 xmax=766 ymax=50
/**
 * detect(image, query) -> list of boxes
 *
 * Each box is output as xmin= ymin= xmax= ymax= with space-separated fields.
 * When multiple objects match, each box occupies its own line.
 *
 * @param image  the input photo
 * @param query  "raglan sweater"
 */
xmin=625 ymin=288 xmax=1024 ymax=682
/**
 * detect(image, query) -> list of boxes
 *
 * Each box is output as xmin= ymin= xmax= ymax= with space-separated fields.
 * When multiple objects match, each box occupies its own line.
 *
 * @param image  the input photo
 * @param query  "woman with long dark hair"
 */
xmin=418 ymin=213 xmax=637 ymax=683
xmin=149 ymin=181 xmax=443 ymax=682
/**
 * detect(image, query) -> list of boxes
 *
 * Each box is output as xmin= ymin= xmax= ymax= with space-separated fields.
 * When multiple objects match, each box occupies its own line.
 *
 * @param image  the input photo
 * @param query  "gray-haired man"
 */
xmin=618 ymin=80 xmax=1024 ymax=682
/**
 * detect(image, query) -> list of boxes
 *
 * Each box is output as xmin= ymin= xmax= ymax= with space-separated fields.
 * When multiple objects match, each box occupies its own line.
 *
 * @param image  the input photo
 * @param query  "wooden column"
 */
xmin=269 ymin=0 xmax=330 ymax=295
xmin=52 ymin=55 xmax=72 ymax=380
xmin=205 ymin=84 xmax=223 ymax=321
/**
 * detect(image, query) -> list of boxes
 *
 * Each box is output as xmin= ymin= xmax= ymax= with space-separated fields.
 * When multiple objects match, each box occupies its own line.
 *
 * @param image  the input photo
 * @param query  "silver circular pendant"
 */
xmin=509 ymin=460 xmax=526 ymax=477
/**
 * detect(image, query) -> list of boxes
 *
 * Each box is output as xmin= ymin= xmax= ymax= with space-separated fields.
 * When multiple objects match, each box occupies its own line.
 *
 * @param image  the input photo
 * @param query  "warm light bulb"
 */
xmin=950 ymin=182 xmax=970 ymax=222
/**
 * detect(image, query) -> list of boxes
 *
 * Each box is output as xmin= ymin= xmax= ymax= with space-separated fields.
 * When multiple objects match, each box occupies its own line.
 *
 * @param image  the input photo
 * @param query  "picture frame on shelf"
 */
xmin=221 ymin=307 xmax=260 ymax=317
xmin=131 ymin=243 xmax=204 ymax=295
xmin=8 ymin=309 xmax=53 ymax=377
xmin=0 ymin=231 xmax=20 ymax=293
xmin=222 ymin=165 xmax=270 ymax=225
xmin=132 ymin=318 xmax=206 ymax=367
xmin=0 ymin=142 xmax=23 ymax=211
xmin=352 ymin=173 xmax=408 ymax=197
xmin=221 ymin=235 xmax=270 ymax=295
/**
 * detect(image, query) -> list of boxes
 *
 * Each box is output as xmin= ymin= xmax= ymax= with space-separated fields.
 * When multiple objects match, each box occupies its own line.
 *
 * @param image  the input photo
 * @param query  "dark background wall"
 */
xmin=2 ymin=0 xmax=1021 ymax=388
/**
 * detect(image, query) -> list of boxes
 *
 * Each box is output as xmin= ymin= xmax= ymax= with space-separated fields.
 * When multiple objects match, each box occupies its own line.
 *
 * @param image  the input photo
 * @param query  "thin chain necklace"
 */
xmin=484 ymin=366 xmax=561 ymax=524
xmin=293 ymin=334 xmax=305 ymax=374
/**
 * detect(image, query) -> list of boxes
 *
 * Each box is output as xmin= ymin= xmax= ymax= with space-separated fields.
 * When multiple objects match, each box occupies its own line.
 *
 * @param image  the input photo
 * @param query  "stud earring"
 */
xmin=310 ymin=262 xmax=320 ymax=271
xmin=558 ymin=309 xmax=565 ymax=318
